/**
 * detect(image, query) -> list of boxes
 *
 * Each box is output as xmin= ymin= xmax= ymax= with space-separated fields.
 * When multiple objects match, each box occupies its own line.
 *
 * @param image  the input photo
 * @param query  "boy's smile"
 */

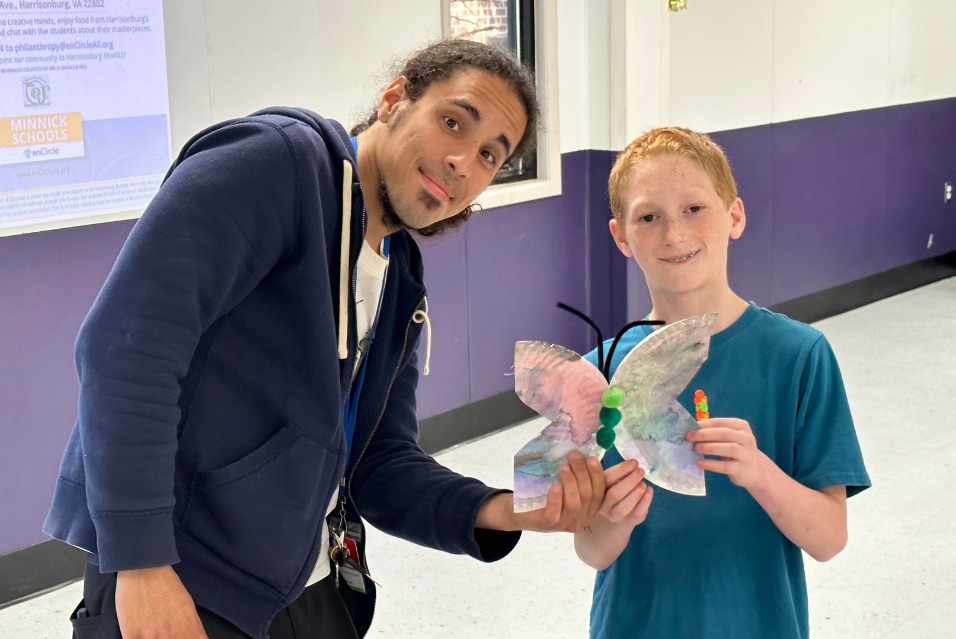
xmin=609 ymin=154 xmax=745 ymax=301
xmin=662 ymin=249 xmax=700 ymax=264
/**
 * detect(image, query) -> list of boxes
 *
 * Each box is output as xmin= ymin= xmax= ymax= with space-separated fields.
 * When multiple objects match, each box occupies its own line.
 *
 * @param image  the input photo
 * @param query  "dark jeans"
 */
xmin=71 ymin=561 xmax=360 ymax=639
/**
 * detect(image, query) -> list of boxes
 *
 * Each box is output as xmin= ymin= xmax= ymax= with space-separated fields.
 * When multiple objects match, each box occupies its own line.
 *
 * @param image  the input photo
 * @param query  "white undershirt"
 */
xmin=307 ymin=238 xmax=388 ymax=587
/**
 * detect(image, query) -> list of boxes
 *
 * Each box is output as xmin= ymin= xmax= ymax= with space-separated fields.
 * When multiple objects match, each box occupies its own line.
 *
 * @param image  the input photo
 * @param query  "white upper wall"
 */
xmin=667 ymin=0 xmax=773 ymax=133
xmin=163 ymin=0 xmax=442 ymax=153
xmin=667 ymin=0 xmax=956 ymax=133
xmin=162 ymin=0 xmax=956 ymax=159
xmin=772 ymin=0 xmax=891 ymax=124
xmin=557 ymin=0 xmax=591 ymax=154
xmin=165 ymin=0 xmax=592 ymax=154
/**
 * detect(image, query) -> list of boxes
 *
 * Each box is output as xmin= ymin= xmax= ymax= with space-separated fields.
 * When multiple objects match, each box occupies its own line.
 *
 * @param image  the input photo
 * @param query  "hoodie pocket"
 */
xmin=180 ymin=422 xmax=341 ymax=593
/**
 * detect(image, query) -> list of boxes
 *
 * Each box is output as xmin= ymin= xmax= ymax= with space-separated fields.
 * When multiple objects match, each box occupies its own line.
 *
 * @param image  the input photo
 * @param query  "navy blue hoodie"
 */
xmin=43 ymin=108 xmax=519 ymax=638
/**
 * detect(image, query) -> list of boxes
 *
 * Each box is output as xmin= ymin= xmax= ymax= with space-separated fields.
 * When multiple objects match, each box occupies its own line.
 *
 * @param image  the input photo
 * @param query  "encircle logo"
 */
xmin=23 ymin=76 xmax=51 ymax=107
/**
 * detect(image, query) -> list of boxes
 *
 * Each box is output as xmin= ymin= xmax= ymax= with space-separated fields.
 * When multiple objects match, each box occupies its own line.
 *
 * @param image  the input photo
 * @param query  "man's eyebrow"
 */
xmin=448 ymin=99 xmax=513 ymax=157
xmin=496 ymin=133 xmax=512 ymax=157
xmin=450 ymin=99 xmax=481 ymax=123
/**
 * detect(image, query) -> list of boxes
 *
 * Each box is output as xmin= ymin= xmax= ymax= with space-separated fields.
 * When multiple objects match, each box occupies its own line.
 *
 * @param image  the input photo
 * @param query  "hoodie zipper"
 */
xmin=346 ymin=296 xmax=424 ymax=535
xmin=287 ymin=177 xmax=366 ymax=608
xmin=342 ymin=295 xmax=425 ymax=623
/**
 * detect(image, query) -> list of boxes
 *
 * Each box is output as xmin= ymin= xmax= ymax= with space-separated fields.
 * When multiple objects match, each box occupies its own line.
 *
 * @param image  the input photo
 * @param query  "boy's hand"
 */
xmin=686 ymin=418 xmax=767 ymax=490
xmin=598 ymin=459 xmax=654 ymax=527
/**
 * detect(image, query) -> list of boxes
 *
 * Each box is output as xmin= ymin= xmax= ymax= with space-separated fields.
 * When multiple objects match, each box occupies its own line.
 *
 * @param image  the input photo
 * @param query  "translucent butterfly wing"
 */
xmin=513 ymin=341 xmax=607 ymax=512
xmin=610 ymin=314 xmax=717 ymax=496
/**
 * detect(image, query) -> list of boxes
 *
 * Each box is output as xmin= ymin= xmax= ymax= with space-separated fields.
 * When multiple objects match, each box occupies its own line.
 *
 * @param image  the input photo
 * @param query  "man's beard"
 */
xmin=378 ymin=181 xmax=408 ymax=233
xmin=378 ymin=180 xmax=442 ymax=233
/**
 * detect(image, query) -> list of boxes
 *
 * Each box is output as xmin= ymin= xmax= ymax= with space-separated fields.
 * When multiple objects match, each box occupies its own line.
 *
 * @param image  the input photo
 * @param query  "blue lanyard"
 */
xmin=342 ymin=227 xmax=389 ymax=461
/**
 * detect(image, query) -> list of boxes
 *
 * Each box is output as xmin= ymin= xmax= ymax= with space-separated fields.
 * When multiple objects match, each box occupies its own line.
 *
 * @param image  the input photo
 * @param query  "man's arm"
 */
xmin=351 ymin=351 xmax=606 ymax=561
xmin=687 ymin=418 xmax=848 ymax=561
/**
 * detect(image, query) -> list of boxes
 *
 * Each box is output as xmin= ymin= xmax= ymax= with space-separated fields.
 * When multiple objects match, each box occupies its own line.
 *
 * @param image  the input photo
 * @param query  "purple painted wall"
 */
xmin=3 ymin=97 xmax=956 ymax=557
xmin=0 ymin=220 xmax=135 ymax=556
xmin=626 ymin=98 xmax=956 ymax=316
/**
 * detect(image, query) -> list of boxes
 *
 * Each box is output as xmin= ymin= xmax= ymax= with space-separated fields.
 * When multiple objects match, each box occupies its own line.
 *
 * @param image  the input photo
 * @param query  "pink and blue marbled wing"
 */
xmin=610 ymin=314 xmax=717 ymax=496
xmin=512 ymin=341 xmax=608 ymax=512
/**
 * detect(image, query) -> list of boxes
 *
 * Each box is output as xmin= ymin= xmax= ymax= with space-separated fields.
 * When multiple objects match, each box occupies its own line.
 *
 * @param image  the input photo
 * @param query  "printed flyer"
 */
xmin=0 ymin=0 xmax=170 ymax=232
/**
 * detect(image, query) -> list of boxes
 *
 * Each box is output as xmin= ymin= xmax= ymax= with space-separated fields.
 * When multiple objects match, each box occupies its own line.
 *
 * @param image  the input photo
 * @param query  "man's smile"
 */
xmin=419 ymin=169 xmax=452 ymax=202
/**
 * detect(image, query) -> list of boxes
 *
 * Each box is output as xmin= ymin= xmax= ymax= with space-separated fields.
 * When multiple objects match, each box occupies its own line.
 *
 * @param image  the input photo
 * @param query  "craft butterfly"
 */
xmin=512 ymin=304 xmax=717 ymax=512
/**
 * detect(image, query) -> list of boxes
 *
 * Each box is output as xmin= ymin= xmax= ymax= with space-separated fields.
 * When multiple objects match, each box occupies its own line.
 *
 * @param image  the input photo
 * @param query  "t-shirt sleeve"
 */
xmin=792 ymin=335 xmax=871 ymax=497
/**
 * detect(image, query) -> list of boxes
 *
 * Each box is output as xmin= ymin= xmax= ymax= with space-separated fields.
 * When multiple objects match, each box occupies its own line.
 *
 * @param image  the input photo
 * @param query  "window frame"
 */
xmin=442 ymin=0 xmax=562 ymax=211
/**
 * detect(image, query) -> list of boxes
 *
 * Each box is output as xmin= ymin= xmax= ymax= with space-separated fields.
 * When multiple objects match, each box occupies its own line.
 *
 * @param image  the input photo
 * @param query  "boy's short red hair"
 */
xmin=608 ymin=127 xmax=738 ymax=223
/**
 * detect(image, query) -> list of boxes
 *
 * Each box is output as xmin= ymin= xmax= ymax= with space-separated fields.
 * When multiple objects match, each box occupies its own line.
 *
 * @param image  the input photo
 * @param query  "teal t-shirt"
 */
xmin=585 ymin=303 xmax=870 ymax=639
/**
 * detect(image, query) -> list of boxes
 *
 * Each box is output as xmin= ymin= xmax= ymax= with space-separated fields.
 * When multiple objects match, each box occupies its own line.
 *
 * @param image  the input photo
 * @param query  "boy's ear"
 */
xmin=377 ymin=76 xmax=408 ymax=124
xmin=729 ymin=197 xmax=746 ymax=240
xmin=609 ymin=218 xmax=633 ymax=258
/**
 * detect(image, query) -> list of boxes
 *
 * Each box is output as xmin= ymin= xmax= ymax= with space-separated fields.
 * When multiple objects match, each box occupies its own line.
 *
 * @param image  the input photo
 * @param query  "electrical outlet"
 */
xmin=945 ymin=182 xmax=953 ymax=203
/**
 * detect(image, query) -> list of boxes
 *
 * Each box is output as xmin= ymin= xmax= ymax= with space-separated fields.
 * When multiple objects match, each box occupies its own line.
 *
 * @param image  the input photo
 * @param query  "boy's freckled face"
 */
xmin=613 ymin=154 xmax=745 ymax=297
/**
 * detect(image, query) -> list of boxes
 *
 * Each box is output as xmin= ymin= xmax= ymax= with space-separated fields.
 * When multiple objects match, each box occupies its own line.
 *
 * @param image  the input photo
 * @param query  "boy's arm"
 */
xmin=687 ymin=419 xmax=848 ymax=562
xmin=574 ymin=460 xmax=653 ymax=571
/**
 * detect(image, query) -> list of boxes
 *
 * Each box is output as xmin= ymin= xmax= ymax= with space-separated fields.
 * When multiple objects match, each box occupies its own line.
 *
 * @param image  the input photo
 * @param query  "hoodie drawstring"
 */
xmin=338 ymin=160 xmax=352 ymax=359
xmin=412 ymin=297 xmax=432 ymax=376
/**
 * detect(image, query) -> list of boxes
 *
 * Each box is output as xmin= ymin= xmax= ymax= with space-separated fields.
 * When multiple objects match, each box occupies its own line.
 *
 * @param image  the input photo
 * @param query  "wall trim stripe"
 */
xmin=418 ymin=389 xmax=538 ymax=456
xmin=0 ymin=540 xmax=85 ymax=610
xmin=769 ymin=250 xmax=956 ymax=324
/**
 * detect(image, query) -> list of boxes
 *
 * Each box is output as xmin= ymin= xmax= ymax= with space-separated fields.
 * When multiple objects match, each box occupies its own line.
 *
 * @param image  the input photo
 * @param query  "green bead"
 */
xmin=601 ymin=387 xmax=625 ymax=408
xmin=599 ymin=406 xmax=622 ymax=428
xmin=697 ymin=400 xmax=708 ymax=412
xmin=596 ymin=426 xmax=616 ymax=450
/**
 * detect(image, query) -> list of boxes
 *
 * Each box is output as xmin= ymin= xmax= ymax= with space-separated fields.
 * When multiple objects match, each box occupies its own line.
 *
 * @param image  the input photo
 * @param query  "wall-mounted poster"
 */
xmin=0 ymin=0 xmax=170 ymax=235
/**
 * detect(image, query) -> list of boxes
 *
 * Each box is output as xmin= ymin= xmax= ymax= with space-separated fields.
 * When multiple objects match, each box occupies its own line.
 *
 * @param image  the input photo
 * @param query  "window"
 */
xmin=447 ymin=0 xmax=537 ymax=185
xmin=442 ymin=0 xmax=561 ymax=209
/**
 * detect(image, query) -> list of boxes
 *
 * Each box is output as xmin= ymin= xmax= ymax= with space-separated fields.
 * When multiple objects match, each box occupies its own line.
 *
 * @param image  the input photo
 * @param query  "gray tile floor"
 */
xmin=2 ymin=277 xmax=954 ymax=639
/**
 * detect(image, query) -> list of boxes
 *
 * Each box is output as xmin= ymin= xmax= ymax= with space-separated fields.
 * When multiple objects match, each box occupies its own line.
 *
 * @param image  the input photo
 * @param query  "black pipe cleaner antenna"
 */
xmin=557 ymin=302 xmax=665 ymax=381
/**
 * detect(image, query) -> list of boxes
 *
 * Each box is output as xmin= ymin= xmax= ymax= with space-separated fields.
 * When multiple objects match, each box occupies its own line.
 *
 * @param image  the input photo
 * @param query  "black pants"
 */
xmin=71 ymin=561 xmax=360 ymax=639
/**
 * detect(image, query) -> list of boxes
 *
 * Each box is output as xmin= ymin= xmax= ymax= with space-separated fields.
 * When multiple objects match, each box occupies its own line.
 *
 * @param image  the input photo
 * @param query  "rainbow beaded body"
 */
xmin=694 ymin=389 xmax=709 ymax=420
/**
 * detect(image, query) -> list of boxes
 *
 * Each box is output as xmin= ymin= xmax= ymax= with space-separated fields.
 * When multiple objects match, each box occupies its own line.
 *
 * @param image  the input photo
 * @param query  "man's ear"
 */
xmin=729 ymin=197 xmax=746 ymax=240
xmin=377 ymin=76 xmax=408 ymax=124
xmin=609 ymin=218 xmax=633 ymax=258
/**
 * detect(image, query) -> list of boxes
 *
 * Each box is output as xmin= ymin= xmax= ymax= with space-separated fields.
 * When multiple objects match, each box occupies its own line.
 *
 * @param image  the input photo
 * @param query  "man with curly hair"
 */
xmin=44 ymin=39 xmax=609 ymax=639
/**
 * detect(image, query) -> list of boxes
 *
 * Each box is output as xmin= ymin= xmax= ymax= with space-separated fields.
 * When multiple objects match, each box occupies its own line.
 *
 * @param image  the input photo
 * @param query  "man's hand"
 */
xmin=598 ymin=458 xmax=653 ymax=527
xmin=476 ymin=450 xmax=606 ymax=532
xmin=115 ymin=566 xmax=208 ymax=639
xmin=686 ymin=417 xmax=766 ymax=490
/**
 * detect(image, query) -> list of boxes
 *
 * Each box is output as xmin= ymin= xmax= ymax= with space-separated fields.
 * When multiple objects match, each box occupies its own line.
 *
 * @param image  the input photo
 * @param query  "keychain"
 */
xmin=327 ymin=498 xmax=371 ymax=593
xmin=329 ymin=528 xmax=349 ymax=589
